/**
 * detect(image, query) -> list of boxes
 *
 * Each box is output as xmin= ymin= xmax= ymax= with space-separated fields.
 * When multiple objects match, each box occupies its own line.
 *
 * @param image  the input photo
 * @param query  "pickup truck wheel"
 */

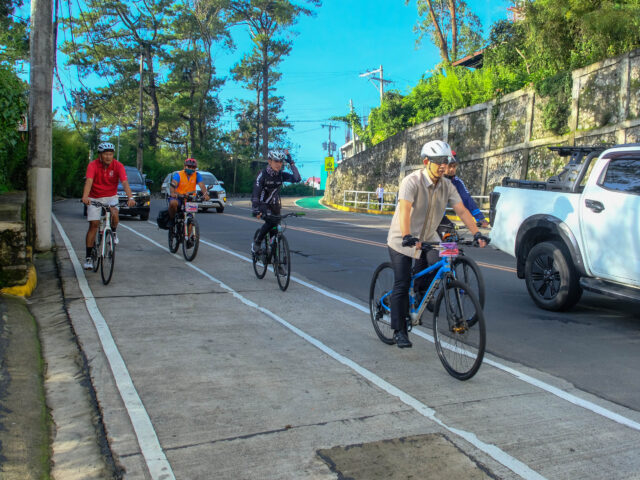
xmin=524 ymin=241 xmax=582 ymax=311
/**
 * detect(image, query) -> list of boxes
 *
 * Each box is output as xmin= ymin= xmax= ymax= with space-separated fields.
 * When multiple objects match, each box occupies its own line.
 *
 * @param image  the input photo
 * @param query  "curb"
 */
xmin=325 ymin=201 xmax=395 ymax=215
xmin=1 ymin=264 xmax=37 ymax=297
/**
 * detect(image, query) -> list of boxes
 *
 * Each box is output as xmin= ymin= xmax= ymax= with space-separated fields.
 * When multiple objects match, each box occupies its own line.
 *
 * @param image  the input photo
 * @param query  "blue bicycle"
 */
xmin=369 ymin=241 xmax=486 ymax=380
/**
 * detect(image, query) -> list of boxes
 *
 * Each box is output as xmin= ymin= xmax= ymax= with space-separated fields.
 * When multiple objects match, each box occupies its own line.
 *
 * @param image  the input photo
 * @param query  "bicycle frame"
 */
xmin=378 ymin=251 xmax=455 ymax=326
xmin=92 ymin=203 xmax=113 ymax=257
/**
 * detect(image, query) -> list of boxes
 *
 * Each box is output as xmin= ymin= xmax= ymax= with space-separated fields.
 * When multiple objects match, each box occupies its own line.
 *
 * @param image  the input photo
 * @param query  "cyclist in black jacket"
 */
xmin=251 ymin=149 xmax=301 ymax=253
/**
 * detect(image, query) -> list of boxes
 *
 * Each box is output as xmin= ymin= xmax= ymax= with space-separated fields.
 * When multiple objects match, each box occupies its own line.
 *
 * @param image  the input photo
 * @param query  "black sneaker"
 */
xmin=393 ymin=331 xmax=412 ymax=348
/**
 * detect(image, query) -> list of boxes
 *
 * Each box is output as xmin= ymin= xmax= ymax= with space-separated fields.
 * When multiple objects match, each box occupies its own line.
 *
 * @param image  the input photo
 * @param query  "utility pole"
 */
xmin=137 ymin=49 xmax=144 ymax=173
xmin=359 ymin=65 xmax=392 ymax=106
xmin=27 ymin=0 xmax=54 ymax=251
xmin=321 ymin=123 xmax=339 ymax=157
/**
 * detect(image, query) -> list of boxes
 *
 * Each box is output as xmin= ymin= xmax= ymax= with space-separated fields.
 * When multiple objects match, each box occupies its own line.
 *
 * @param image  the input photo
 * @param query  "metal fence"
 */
xmin=342 ymin=190 xmax=398 ymax=211
xmin=342 ymin=190 xmax=489 ymax=217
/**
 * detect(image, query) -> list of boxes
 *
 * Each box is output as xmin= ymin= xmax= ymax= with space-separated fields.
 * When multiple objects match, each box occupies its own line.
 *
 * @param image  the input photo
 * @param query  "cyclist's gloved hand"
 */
xmin=402 ymin=235 xmax=418 ymax=247
xmin=284 ymin=153 xmax=293 ymax=164
xmin=473 ymin=231 xmax=491 ymax=246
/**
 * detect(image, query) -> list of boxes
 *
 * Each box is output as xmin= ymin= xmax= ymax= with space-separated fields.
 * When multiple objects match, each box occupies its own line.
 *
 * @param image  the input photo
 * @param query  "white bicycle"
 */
xmin=89 ymin=200 xmax=116 ymax=284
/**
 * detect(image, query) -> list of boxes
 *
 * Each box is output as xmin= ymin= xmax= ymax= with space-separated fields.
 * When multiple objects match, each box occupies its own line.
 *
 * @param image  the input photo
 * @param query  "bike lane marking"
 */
xmin=142 ymin=220 xmax=640 ymax=433
xmin=126 ymin=222 xmax=545 ymax=480
xmin=52 ymin=214 xmax=176 ymax=480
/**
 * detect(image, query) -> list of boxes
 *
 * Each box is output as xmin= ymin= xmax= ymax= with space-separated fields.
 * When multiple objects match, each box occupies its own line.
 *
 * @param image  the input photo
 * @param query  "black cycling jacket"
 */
xmin=251 ymin=160 xmax=301 ymax=215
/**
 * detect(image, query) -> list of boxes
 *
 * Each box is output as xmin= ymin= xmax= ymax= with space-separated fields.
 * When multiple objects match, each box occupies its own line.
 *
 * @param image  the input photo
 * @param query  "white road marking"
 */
xmin=142 ymin=220 xmax=640 ymax=433
xmin=124 ymin=223 xmax=545 ymax=480
xmin=52 ymin=215 xmax=175 ymax=480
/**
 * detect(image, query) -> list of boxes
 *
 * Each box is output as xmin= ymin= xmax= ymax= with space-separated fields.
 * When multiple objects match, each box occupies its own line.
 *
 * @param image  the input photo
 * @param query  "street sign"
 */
xmin=325 ymin=156 xmax=335 ymax=172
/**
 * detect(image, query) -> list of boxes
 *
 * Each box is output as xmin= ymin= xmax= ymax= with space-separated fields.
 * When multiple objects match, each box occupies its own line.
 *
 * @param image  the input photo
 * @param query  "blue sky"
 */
xmin=217 ymin=0 xmax=512 ymax=179
xmin=50 ymin=0 xmax=513 ymax=181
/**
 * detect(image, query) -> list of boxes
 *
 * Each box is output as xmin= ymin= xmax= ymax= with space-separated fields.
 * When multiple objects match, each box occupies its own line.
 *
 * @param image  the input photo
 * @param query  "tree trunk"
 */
xmin=255 ymin=81 xmax=260 ymax=156
xmin=426 ymin=0 xmax=450 ymax=63
xmin=145 ymin=49 xmax=160 ymax=149
xmin=448 ymin=0 xmax=457 ymax=62
xmin=261 ymin=42 xmax=269 ymax=161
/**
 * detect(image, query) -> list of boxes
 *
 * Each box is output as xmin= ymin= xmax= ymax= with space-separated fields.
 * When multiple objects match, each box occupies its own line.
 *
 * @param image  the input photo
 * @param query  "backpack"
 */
xmin=156 ymin=209 xmax=170 ymax=230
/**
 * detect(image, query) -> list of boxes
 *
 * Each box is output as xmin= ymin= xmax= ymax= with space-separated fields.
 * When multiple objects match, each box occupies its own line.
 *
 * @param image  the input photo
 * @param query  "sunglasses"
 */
xmin=428 ymin=155 xmax=455 ymax=165
xmin=270 ymin=158 xmax=284 ymax=163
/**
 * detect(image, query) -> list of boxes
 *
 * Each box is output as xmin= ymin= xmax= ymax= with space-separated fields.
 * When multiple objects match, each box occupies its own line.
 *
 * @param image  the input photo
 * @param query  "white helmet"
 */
xmin=420 ymin=140 xmax=453 ymax=161
xmin=97 ymin=142 xmax=115 ymax=153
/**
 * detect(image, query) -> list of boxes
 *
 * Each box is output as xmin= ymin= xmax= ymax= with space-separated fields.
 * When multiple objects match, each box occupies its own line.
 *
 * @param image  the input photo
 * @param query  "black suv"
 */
xmin=118 ymin=166 xmax=152 ymax=220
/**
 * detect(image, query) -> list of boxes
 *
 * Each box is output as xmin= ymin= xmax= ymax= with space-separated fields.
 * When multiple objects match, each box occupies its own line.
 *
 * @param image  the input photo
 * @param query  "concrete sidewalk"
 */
xmin=0 ymin=251 xmax=115 ymax=479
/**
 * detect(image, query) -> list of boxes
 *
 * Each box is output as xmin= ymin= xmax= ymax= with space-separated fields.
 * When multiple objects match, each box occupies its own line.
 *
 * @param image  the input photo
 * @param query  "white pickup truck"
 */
xmin=489 ymin=145 xmax=640 ymax=311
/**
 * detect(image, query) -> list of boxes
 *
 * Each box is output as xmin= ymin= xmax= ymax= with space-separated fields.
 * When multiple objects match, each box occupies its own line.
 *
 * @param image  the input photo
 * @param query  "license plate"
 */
xmin=185 ymin=202 xmax=198 ymax=212
xmin=200 ymin=201 xmax=213 ymax=207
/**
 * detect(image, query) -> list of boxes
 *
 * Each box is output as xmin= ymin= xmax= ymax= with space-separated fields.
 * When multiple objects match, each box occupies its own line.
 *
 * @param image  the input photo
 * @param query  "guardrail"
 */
xmin=342 ymin=190 xmax=398 ymax=211
xmin=342 ymin=190 xmax=489 ymax=216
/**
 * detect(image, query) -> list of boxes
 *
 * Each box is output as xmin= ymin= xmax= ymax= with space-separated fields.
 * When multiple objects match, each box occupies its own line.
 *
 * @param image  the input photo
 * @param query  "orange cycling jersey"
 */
xmin=173 ymin=170 xmax=199 ymax=196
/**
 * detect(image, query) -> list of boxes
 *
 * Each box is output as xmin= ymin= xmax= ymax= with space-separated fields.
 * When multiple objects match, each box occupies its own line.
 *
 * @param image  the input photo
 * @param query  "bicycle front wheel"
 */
xmin=91 ymin=233 xmax=101 ymax=272
xmin=452 ymin=255 xmax=485 ymax=308
xmin=433 ymin=278 xmax=486 ymax=380
xmin=274 ymin=235 xmax=291 ymax=291
xmin=168 ymin=222 xmax=180 ymax=253
xmin=100 ymin=231 xmax=115 ymax=285
xmin=252 ymin=233 xmax=269 ymax=279
xmin=369 ymin=262 xmax=395 ymax=344
xmin=182 ymin=217 xmax=199 ymax=261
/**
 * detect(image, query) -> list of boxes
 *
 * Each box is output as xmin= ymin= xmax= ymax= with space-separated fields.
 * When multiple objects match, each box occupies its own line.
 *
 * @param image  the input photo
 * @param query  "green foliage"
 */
xmin=533 ymin=71 xmax=572 ymax=135
xmin=0 ymin=0 xmax=28 ymax=63
xmin=280 ymin=182 xmax=314 ymax=196
xmin=523 ymin=0 xmax=640 ymax=76
xmin=409 ymin=0 xmax=483 ymax=64
xmin=0 ymin=65 xmax=27 ymax=191
xmin=51 ymin=123 xmax=90 ymax=197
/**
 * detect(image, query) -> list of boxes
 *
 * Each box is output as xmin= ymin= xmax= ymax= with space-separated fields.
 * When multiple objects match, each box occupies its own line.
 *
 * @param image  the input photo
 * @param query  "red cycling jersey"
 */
xmin=86 ymin=158 xmax=127 ymax=198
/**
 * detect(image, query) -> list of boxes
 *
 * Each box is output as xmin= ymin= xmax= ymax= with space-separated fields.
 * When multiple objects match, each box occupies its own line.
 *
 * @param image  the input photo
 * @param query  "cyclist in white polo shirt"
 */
xmin=386 ymin=140 xmax=489 ymax=348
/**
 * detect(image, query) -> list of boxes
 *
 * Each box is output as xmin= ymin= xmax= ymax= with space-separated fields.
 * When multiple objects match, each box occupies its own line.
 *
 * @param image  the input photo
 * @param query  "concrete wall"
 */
xmin=326 ymin=48 xmax=640 ymax=205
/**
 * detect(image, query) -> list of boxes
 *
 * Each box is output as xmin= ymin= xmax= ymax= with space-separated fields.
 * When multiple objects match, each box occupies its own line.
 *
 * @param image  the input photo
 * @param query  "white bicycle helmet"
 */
xmin=267 ymin=150 xmax=287 ymax=162
xmin=97 ymin=142 xmax=115 ymax=153
xmin=420 ymin=140 xmax=453 ymax=161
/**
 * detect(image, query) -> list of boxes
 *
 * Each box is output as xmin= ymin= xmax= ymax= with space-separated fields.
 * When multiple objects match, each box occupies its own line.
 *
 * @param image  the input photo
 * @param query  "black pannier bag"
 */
xmin=157 ymin=209 xmax=170 ymax=230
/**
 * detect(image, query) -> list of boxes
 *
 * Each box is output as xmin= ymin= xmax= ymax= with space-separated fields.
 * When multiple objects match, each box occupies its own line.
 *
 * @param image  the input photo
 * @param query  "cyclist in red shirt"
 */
xmin=81 ymin=142 xmax=135 ymax=269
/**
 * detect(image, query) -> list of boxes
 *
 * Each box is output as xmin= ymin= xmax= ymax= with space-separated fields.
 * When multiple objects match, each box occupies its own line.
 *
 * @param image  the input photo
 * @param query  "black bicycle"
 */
xmin=168 ymin=194 xmax=200 ymax=261
xmin=252 ymin=212 xmax=304 ymax=291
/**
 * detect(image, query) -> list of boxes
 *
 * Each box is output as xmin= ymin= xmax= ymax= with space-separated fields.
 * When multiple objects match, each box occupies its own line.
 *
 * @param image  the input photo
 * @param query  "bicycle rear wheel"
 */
xmin=252 ymin=233 xmax=269 ymax=279
xmin=100 ymin=231 xmax=115 ymax=285
xmin=182 ymin=216 xmax=199 ymax=261
xmin=433 ymin=278 xmax=485 ymax=380
xmin=369 ymin=262 xmax=395 ymax=344
xmin=452 ymin=255 xmax=485 ymax=307
xmin=168 ymin=222 xmax=180 ymax=253
xmin=274 ymin=235 xmax=291 ymax=291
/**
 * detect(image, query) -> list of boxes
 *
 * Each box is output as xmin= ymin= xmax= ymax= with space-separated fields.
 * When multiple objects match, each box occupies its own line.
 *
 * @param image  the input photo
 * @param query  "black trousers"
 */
xmin=388 ymin=246 xmax=440 ymax=331
xmin=254 ymin=204 xmax=281 ymax=244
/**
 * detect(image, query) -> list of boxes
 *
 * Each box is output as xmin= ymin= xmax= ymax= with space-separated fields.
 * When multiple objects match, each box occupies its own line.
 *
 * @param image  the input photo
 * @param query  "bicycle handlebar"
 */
xmin=89 ymin=200 xmax=115 ymax=209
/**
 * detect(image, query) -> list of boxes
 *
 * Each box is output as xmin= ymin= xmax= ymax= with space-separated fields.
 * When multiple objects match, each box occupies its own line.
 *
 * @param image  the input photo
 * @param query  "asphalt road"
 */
xmin=148 ymin=197 xmax=640 ymax=413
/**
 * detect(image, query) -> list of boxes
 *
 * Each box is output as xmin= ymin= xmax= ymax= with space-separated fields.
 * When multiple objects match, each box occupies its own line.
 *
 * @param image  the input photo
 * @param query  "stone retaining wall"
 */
xmin=327 ymin=48 xmax=640 ymax=205
xmin=0 ymin=192 xmax=29 ymax=287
